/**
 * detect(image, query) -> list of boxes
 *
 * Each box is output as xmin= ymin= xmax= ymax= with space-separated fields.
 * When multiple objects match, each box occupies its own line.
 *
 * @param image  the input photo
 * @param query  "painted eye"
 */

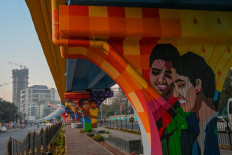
xmin=177 ymin=81 xmax=186 ymax=89
xmin=165 ymin=72 xmax=172 ymax=79
xmin=152 ymin=69 xmax=162 ymax=76
xmin=178 ymin=84 xmax=185 ymax=88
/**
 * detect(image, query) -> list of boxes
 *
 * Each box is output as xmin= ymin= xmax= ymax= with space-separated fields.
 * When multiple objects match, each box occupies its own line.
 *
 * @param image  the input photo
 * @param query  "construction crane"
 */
xmin=9 ymin=62 xmax=26 ymax=69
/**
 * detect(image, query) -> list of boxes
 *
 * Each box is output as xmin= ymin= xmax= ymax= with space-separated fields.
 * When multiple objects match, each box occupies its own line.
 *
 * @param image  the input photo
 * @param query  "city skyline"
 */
xmin=0 ymin=0 xmax=56 ymax=102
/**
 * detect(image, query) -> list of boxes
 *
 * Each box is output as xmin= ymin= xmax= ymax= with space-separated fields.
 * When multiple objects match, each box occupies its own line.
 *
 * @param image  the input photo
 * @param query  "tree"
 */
xmin=0 ymin=98 xmax=19 ymax=123
xmin=97 ymin=89 xmax=136 ymax=118
xmin=218 ymin=69 xmax=232 ymax=113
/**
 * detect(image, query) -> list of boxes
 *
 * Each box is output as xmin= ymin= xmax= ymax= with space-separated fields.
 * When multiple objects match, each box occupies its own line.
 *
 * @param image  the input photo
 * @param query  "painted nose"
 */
xmin=158 ymin=71 xmax=167 ymax=84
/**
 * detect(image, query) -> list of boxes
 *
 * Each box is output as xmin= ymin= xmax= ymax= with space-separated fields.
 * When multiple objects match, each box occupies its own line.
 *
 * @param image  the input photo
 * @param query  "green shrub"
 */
xmin=50 ymin=129 xmax=65 ymax=154
xmin=105 ymin=131 xmax=110 ymax=134
xmin=51 ymin=139 xmax=58 ymax=146
xmin=94 ymin=135 xmax=104 ymax=142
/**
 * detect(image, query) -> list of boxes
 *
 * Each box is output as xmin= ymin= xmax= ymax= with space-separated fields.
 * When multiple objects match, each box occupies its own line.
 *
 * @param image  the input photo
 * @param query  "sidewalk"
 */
xmin=220 ymin=149 xmax=232 ymax=155
xmin=93 ymin=127 xmax=142 ymax=154
xmin=96 ymin=127 xmax=232 ymax=155
xmin=64 ymin=126 xmax=112 ymax=155
xmin=64 ymin=126 xmax=232 ymax=155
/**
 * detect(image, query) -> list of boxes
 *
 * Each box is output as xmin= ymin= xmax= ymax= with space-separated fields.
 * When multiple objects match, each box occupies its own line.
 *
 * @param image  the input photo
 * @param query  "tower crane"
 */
xmin=9 ymin=62 xmax=26 ymax=69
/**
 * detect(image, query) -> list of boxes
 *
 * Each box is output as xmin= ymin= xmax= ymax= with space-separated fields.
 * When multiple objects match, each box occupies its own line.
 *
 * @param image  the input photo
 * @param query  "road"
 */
xmin=0 ymin=126 xmax=46 ymax=155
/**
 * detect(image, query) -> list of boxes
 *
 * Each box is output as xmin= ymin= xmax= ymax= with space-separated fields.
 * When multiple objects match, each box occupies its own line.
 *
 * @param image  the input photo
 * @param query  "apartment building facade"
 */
xmin=12 ymin=68 xmax=29 ymax=109
xmin=20 ymin=85 xmax=59 ymax=120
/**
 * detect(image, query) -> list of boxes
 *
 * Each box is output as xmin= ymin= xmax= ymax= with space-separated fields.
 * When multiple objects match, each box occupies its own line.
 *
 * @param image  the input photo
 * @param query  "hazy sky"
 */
xmin=0 ymin=0 xmax=56 ymax=102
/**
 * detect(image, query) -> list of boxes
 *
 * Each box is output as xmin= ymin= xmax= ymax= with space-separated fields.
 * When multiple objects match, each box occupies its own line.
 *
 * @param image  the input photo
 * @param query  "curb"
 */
xmin=219 ymin=144 xmax=232 ymax=150
xmin=85 ymin=132 xmax=114 ymax=155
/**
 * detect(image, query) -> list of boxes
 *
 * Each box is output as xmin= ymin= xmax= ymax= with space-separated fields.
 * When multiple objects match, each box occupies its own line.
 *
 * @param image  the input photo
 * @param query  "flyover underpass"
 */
xmin=26 ymin=0 xmax=232 ymax=154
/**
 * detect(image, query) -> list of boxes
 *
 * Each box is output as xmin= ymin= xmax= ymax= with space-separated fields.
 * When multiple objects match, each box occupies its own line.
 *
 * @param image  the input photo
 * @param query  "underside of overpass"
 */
xmin=66 ymin=59 xmax=115 ymax=91
xmin=26 ymin=0 xmax=232 ymax=154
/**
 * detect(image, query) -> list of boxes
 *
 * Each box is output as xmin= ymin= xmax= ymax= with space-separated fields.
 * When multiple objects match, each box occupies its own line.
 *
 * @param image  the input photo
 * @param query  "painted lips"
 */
xmin=178 ymin=94 xmax=188 ymax=107
xmin=179 ymin=99 xmax=187 ymax=107
xmin=155 ymin=84 xmax=168 ymax=91
xmin=153 ymin=81 xmax=188 ymax=106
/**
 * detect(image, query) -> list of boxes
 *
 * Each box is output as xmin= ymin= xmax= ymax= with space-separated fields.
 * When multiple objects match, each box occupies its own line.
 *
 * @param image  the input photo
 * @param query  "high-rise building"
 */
xmin=12 ymin=68 xmax=29 ymax=109
xmin=103 ymin=84 xmax=122 ymax=105
xmin=20 ymin=85 xmax=60 ymax=120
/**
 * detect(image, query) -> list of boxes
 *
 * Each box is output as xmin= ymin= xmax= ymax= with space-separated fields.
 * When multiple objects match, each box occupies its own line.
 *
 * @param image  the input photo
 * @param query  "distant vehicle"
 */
xmin=41 ymin=123 xmax=45 ymax=126
xmin=0 ymin=126 xmax=8 ymax=133
xmin=45 ymin=123 xmax=52 ymax=126
xmin=217 ymin=116 xmax=232 ymax=133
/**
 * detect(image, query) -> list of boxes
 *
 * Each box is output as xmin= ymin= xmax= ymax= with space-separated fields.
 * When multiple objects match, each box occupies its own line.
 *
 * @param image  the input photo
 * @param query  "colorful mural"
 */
xmin=49 ymin=4 xmax=231 ymax=154
xmin=64 ymin=91 xmax=113 ymax=131
xmin=78 ymin=98 xmax=92 ymax=132
xmin=65 ymin=106 xmax=75 ymax=121
xmin=90 ymin=100 xmax=99 ymax=128
xmin=149 ymin=44 xmax=219 ymax=154
xmin=74 ymin=105 xmax=82 ymax=122
xmin=26 ymin=1 xmax=232 ymax=154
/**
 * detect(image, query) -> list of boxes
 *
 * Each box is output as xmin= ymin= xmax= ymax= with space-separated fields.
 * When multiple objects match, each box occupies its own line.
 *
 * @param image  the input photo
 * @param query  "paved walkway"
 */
xmin=64 ymin=126 xmax=112 ymax=155
xmin=64 ymin=126 xmax=232 ymax=155
xmin=220 ymin=149 xmax=232 ymax=155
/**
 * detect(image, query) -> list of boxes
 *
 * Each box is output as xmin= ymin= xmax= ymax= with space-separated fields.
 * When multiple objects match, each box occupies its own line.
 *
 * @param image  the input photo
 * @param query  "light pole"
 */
xmin=127 ymin=100 xmax=131 ymax=116
xmin=101 ymin=104 xmax=103 ymax=121
xmin=48 ymin=103 xmax=51 ymax=115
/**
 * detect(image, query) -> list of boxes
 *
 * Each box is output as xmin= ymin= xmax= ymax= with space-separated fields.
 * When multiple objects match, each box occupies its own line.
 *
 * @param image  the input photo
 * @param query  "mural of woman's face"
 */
xmin=150 ymin=59 xmax=173 ymax=95
xmin=173 ymin=74 xmax=197 ymax=112
xmin=82 ymin=100 xmax=90 ymax=111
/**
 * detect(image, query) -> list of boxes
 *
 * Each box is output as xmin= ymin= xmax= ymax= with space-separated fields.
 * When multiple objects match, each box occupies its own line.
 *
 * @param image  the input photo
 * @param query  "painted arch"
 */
xmin=26 ymin=0 xmax=232 ymax=154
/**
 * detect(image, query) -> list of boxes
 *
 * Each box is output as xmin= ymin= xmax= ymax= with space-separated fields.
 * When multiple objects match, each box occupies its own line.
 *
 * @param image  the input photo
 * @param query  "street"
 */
xmin=0 ymin=126 xmax=46 ymax=155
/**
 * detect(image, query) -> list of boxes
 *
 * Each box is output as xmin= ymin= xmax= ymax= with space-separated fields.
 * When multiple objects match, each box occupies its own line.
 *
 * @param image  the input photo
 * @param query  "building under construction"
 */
xmin=12 ymin=68 xmax=29 ymax=109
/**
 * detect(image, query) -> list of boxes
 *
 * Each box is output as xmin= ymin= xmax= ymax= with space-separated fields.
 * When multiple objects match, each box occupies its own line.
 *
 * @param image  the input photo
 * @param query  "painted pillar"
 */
xmin=65 ymin=92 xmax=91 ymax=131
xmin=90 ymin=90 xmax=114 ymax=128
xmin=52 ymin=4 xmax=232 ymax=155
xmin=64 ymin=91 xmax=113 ymax=130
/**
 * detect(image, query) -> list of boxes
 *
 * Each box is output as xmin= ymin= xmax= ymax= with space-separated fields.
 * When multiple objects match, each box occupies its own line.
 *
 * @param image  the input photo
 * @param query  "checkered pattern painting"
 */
xmin=51 ymin=4 xmax=232 ymax=154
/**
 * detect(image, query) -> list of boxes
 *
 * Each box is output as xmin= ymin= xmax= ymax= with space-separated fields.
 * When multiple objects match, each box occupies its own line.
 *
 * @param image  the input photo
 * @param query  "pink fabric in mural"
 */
xmin=148 ymin=99 xmax=165 ymax=122
xmin=146 ymin=100 xmax=163 ymax=155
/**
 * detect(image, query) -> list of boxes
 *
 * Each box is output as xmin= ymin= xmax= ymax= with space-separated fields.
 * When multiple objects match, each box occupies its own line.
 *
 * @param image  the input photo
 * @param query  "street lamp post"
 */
xmin=48 ymin=103 xmax=51 ymax=114
xmin=101 ymin=104 xmax=103 ymax=121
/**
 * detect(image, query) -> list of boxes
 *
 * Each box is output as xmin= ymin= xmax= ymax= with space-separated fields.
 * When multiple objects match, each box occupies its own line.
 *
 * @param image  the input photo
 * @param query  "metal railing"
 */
xmin=101 ymin=120 xmax=232 ymax=147
xmin=217 ymin=120 xmax=232 ymax=147
xmin=100 ymin=120 xmax=140 ymax=132
xmin=7 ymin=123 xmax=62 ymax=155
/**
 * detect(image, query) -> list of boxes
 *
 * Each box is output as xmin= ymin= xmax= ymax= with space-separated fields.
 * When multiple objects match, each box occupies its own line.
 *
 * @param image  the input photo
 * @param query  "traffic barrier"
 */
xmin=7 ymin=122 xmax=62 ymax=155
